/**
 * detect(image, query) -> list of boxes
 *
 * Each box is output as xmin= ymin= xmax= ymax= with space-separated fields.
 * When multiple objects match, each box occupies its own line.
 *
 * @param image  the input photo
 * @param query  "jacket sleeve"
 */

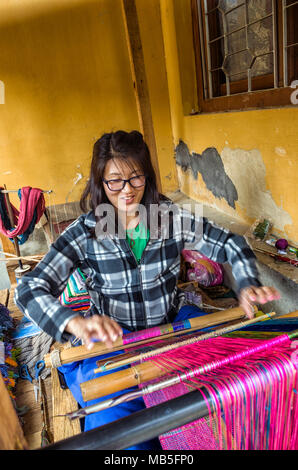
xmin=180 ymin=209 xmax=262 ymax=293
xmin=14 ymin=218 xmax=88 ymax=343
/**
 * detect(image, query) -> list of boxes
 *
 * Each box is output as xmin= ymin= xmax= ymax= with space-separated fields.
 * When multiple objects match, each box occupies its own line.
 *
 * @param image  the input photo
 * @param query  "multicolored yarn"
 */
xmin=123 ymin=320 xmax=191 ymax=345
xmin=0 ymin=303 xmax=21 ymax=399
xmin=59 ymin=269 xmax=90 ymax=312
xmin=142 ymin=335 xmax=298 ymax=450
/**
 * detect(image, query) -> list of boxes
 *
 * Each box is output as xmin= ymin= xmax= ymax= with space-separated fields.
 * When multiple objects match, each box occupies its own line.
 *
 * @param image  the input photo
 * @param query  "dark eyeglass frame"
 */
xmin=103 ymin=175 xmax=146 ymax=192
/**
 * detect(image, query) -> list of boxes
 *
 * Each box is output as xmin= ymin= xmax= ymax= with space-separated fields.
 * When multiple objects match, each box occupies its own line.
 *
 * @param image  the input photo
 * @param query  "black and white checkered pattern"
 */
xmin=14 ymin=204 xmax=261 ymax=343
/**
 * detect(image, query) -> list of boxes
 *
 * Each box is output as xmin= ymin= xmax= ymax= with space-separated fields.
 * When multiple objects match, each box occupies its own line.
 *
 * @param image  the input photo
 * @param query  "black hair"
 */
xmin=80 ymin=130 xmax=168 ymax=237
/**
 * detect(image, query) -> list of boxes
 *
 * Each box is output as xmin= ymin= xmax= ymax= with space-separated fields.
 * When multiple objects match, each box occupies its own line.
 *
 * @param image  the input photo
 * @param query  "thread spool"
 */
xmin=275 ymin=238 xmax=288 ymax=254
xmin=15 ymin=264 xmax=31 ymax=283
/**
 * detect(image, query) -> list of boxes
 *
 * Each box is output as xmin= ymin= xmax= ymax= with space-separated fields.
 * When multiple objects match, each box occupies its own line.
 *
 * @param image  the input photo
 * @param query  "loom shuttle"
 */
xmin=60 ymin=390 xmax=143 ymax=421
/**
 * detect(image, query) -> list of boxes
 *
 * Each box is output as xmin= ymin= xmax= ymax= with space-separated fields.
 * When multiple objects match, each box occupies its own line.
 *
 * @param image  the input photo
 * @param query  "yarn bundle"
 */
xmin=0 ymin=303 xmax=20 ymax=399
xmin=0 ymin=187 xmax=45 ymax=245
xmin=182 ymin=249 xmax=223 ymax=287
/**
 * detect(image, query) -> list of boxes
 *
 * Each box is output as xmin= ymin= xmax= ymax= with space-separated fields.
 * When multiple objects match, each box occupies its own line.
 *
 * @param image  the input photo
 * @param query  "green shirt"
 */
xmin=126 ymin=223 xmax=150 ymax=264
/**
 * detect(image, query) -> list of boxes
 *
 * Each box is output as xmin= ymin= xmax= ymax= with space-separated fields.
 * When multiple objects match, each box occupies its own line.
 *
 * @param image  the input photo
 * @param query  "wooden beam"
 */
xmin=44 ymin=306 xmax=250 ymax=368
xmin=3 ymin=185 xmax=23 ymax=269
xmin=121 ymin=0 xmax=162 ymax=191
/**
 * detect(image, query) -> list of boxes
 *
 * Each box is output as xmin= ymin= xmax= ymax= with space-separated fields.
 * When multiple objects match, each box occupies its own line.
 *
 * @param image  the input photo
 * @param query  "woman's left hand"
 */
xmin=239 ymin=286 xmax=281 ymax=319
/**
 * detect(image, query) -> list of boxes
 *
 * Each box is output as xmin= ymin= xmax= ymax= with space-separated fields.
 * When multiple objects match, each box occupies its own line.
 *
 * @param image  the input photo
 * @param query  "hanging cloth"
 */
xmin=0 ymin=187 xmax=45 ymax=245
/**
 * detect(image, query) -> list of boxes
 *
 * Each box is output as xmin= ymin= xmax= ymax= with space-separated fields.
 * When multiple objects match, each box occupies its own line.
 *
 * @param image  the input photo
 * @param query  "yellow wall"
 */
xmin=1 ymin=0 xmax=297 ymax=243
xmin=0 ymin=0 xmax=140 ymax=207
xmin=182 ymin=108 xmax=298 ymax=240
xmin=158 ymin=0 xmax=298 ymax=244
xmin=0 ymin=0 xmax=179 ymax=210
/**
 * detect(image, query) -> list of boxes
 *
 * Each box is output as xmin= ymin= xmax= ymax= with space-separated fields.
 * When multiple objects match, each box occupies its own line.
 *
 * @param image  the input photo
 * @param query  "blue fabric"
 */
xmin=59 ymin=304 xmax=208 ymax=450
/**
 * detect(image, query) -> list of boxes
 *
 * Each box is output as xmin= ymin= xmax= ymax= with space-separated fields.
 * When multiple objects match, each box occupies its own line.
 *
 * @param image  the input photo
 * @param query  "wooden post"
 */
xmin=121 ymin=0 xmax=162 ymax=191
xmin=0 ymin=373 xmax=28 ymax=450
xmin=3 ymin=185 xmax=23 ymax=269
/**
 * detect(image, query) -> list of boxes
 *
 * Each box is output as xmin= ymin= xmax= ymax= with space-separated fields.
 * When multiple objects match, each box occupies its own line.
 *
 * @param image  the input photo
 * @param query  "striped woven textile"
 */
xmin=59 ymin=268 xmax=90 ymax=312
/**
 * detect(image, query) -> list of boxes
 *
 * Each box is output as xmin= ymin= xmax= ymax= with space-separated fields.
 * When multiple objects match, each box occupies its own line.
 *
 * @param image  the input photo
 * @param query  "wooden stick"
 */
xmin=44 ymin=306 xmax=251 ymax=368
xmin=0 ymin=250 xmax=42 ymax=259
xmin=80 ymin=327 xmax=298 ymax=411
xmin=3 ymin=184 xmax=23 ymax=269
xmin=93 ymin=320 xmax=241 ymax=369
xmin=82 ymin=312 xmax=276 ymax=401
xmin=93 ymin=312 xmax=276 ymax=373
xmin=0 ymin=189 xmax=52 ymax=194
xmin=254 ymin=247 xmax=298 ymax=267
xmin=0 ymin=251 xmax=43 ymax=263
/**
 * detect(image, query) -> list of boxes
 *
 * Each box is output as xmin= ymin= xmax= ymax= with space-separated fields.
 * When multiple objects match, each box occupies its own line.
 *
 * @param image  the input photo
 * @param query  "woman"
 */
xmin=15 ymin=130 xmax=280 ymax=448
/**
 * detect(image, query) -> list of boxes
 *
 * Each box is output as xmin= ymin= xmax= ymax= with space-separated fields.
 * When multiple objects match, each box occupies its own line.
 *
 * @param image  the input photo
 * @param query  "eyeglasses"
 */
xmin=103 ymin=175 xmax=146 ymax=192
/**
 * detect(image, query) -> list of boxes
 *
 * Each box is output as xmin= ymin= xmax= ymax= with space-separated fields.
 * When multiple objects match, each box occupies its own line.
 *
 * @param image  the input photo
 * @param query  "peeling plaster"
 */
xmin=175 ymin=141 xmax=238 ymax=209
xmin=174 ymin=141 xmax=292 ymax=233
xmin=221 ymin=147 xmax=292 ymax=231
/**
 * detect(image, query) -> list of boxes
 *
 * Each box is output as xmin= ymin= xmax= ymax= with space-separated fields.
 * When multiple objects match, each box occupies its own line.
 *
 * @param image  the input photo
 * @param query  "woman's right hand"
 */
xmin=65 ymin=314 xmax=123 ymax=350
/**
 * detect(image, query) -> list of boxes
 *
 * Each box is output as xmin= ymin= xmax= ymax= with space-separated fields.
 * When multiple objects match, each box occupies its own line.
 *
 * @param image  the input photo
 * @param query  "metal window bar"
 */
xmin=200 ymin=1 xmax=277 ymax=98
xmin=286 ymin=42 xmax=298 ymax=48
xmin=208 ymin=12 xmax=274 ymax=46
xmin=272 ymin=0 xmax=278 ymax=88
xmin=222 ymin=5 xmax=230 ymax=95
xmin=284 ymin=0 xmax=298 ymax=8
xmin=283 ymin=0 xmax=288 ymax=86
xmin=197 ymin=0 xmax=209 ymax=99
xmin=209 ymin=52 xmax=275 ymax=80
xmin=207 ymin=1 xmax=246 ymax=17
xmin=244 ymin=1 xmax=251 ymax=91
xmin=203 ymin=0 xmax=214 ymax=98
xmin=284 ymin=2 xmax=298 ymax=86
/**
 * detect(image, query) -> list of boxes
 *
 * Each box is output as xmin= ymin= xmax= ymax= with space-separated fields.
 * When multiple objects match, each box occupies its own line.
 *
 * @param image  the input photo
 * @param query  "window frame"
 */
xmin=191 ymin=0 xmax=295 ymax=113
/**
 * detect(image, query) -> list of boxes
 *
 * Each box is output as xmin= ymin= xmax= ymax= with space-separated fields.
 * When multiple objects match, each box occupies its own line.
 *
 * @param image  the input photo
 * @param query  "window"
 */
xmin=191 ymin=0 xmax=298 ymax=112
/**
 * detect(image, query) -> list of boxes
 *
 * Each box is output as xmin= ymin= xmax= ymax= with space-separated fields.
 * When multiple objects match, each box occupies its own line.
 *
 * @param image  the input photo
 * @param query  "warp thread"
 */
xmin=142 ymin=335 xmax=298 ymax=450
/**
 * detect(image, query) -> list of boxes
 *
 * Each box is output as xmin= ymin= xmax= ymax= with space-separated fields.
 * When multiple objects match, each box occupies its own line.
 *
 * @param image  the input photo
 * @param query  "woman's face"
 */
xmin=103 ymin=158 xmax=146 ymax=215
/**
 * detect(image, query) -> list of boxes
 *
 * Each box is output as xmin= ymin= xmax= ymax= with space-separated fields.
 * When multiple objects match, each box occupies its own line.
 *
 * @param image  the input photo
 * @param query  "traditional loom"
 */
xmin=43 ymin=306 xmax=298 ymax=450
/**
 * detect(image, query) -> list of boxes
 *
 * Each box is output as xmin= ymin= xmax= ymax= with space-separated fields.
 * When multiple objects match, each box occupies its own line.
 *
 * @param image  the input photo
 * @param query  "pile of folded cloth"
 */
xmin=59 ymin=268 xmax=90 ymax=312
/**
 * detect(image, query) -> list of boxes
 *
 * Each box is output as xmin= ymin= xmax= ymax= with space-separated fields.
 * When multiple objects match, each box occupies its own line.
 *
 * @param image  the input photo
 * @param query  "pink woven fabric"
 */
xmin=143 ymin=380 xmax=219 ymax=450
xmin=142 ymin=336 xmax=298 ymax=450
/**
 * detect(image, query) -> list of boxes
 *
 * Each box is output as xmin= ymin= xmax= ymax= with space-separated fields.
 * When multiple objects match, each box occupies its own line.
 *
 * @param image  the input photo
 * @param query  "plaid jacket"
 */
xmin=14 ymin=204 xmax=261 ymax=343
